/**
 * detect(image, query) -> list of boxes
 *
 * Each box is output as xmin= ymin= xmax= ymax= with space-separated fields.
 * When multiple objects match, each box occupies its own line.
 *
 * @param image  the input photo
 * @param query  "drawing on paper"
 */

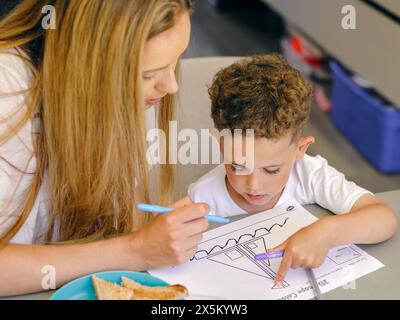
xmin=191 ymin=215 xmax=292 ymax=289
xmin=327 ymin=246 xmax=361 ymax=265
xmin=149 ymin=200 xmax=385 ymax=300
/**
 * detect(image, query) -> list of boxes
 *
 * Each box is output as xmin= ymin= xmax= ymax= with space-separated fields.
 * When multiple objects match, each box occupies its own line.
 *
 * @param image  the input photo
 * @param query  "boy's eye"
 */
xmin=231 ymin=165 xmax=246 ymax=173
xmin=263 ymin=168 xmax=280 ymax=175
xmin=231 ymin=165 xmax=242 ymax=172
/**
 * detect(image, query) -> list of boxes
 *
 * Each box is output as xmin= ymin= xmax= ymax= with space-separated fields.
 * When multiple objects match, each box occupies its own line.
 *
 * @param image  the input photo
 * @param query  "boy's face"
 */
xmin=222 ymin=133 xmax=314 ymax=212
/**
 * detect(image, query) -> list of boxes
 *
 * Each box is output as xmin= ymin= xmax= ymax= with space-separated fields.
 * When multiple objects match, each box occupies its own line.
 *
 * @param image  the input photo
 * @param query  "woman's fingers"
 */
xmin=170 ymin=196 xmax=193 ymax=209
xmin=174 ymin=234 xmax=202 ymax=255
xmin=138 ymin=203 xmax=211 ymax=267
xmin=168 ymin=233 xmax=202 ymax=265
xmin=164 ymin=202 xmax=209 ymax=224
xmin=180 ymin=217 xmax=209 ymax=238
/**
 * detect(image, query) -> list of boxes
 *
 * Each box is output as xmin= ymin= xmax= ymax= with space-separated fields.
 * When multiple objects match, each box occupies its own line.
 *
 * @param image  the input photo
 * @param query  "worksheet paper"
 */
xmin=149 ymin=200 xmax=384 ymax=300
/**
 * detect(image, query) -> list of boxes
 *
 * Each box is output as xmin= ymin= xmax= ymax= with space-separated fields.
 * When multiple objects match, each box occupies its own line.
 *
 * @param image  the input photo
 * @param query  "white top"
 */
xmin=0 ymin=49 xmax=51 ymax=244
xmin=188 ymin=154 xmax=372 ymax=217
xmin=0 ymin=49 xmax=157 ymax=244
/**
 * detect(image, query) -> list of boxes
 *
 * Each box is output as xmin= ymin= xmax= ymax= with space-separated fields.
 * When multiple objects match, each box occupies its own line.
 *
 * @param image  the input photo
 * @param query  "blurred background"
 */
xmin=184 ymin=0 xmax=400 ymax=193
xmin=1 ymin=0 xmax=399 ymax=193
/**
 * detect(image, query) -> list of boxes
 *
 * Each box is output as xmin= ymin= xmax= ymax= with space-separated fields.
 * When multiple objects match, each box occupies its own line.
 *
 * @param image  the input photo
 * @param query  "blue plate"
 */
xmin=49 ymin=270 xmax=169 ymax=300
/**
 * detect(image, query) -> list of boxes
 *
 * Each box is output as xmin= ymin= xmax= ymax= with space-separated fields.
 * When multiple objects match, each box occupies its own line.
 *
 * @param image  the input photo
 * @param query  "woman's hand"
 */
xmin=271 ymin=217 xmax=338 ymax=285
xmin=128 ymin=197 xmax=209 ymax=270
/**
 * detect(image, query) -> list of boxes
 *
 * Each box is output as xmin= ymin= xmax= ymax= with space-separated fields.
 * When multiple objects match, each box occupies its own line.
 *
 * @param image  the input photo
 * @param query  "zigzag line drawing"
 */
xmin=192 ymin=218 xmax=290 ymax=259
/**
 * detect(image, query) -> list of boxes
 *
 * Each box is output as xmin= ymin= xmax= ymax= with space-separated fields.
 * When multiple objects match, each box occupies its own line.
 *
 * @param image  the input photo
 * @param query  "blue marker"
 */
xmin=254 ymin=250 xmax=285 ymax=260
xmin=136 ymin=203 xmax=231 ymax=224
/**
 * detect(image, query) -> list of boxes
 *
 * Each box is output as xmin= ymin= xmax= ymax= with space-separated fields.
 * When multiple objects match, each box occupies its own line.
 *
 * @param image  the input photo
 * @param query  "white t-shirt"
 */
xmin=0 ymin=49 xmax=51 ymax=244
xmin=0 ymin=49 xmax=157 ymax=244
xmin=188 ymin=154 xmax=372 ymax=217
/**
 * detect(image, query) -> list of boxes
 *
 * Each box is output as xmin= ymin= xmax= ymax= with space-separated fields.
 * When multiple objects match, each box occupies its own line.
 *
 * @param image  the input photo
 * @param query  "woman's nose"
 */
xmin=157 ymin=67 xmax=179 ymax=95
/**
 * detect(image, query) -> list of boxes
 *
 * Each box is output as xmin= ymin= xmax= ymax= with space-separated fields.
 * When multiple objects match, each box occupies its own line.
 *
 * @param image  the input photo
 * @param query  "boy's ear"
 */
xmin=209 ymin=127 xmax=220 ymax=140
xmin=295 ymin=136 xmax=315 ymax=160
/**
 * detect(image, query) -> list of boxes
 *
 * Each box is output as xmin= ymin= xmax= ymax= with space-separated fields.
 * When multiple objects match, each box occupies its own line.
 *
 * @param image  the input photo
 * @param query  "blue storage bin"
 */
xmin=330 ymin=60 xmax=400 ymax=173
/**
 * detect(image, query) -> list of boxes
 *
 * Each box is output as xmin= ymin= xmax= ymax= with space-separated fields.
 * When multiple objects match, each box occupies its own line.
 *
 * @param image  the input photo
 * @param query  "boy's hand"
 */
xmin=271 ymin=218 xmax=337 ymax=285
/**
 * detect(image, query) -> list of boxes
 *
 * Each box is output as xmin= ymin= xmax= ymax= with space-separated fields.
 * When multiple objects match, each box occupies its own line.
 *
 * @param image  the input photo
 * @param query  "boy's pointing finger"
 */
xmin=275 ymin=247 xmax=292 ymax=285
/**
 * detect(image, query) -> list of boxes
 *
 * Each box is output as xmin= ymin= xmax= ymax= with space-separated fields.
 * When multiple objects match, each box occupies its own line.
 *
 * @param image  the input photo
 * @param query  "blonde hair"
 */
xmin=0 ymin=0 xmax=192 ymax=244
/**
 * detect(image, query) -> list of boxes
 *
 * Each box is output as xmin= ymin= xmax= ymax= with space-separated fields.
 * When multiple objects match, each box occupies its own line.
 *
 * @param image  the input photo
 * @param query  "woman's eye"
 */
xmin=264 ymin=168 xmax=280 ymax=175
xmin=143 ymin=73 xmax=155 ymax=80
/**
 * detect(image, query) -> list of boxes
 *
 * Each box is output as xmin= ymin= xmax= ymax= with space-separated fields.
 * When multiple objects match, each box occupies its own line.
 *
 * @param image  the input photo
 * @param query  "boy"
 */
xmin=188 ymin=54 xmax=397 ymax=285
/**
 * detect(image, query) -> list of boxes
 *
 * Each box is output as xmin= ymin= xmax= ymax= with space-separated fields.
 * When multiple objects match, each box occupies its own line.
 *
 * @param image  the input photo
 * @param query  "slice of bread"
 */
xmin=121 ymin=276 xmax=188 ymax=300
xmin=92 ymin=275 xmax=134 ymax=300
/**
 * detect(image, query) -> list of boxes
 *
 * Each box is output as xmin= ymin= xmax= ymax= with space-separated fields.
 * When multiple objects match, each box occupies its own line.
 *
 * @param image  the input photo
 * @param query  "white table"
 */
xmin=3 ymin=190 xmax=399 ymax=300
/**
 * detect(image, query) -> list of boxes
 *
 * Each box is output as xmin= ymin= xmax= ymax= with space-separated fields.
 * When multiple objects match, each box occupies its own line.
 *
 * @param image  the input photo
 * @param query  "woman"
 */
xmin=0 ymin=0 xmax=209 ymax=296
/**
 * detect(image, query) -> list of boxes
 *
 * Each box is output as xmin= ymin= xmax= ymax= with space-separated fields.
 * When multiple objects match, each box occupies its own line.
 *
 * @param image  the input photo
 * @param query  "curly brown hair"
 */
xmin=209 ymin=54 xmax=313 ymax=142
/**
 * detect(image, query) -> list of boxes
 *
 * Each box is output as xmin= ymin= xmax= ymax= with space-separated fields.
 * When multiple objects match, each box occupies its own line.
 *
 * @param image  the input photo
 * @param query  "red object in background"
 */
xmin=291 ymin=36 xmax=303 ymax=54
xmin=290 ymin=36 xmax=323 ymax=69
xmin=281 ymin=31 xmax=332 ymax=112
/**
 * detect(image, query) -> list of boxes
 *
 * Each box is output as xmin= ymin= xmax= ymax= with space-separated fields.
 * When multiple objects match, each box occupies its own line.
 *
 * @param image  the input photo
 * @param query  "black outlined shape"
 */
xmin=206 ymin=235 xmax=289 ymax=289
xmin=192 ymin=218 xmax=289 ymax=260
xmin=327 ymin=246 xmax=362 ymax=265
xmin=190 ymin=214 xmax=292 ymax=289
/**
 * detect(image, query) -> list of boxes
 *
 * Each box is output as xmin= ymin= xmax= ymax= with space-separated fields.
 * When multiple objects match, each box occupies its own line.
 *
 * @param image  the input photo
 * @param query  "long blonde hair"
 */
xmin=0 ymin=0 xmax=192 ymax=244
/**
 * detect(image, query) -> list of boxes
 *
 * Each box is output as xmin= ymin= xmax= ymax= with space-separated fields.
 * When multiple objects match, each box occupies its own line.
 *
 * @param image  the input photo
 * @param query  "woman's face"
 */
xmin=141 ymin=11 xmax=191 ymax=108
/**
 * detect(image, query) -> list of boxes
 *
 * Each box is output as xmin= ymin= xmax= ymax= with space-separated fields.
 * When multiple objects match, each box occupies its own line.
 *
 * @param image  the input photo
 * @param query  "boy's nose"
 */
xmin=246 ymin=173 xmax=261 ymax=192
